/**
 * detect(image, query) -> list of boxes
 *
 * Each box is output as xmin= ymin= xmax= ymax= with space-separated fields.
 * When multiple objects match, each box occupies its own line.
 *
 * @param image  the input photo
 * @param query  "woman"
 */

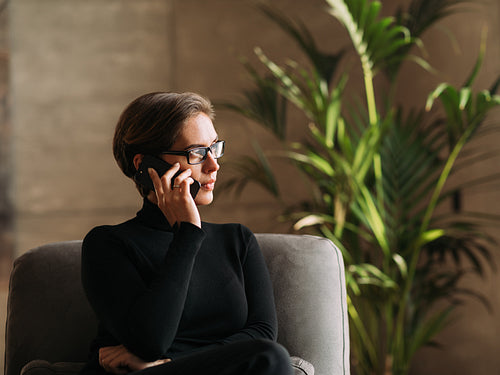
xmin=81 ymin=92 xmax=293 ymax=375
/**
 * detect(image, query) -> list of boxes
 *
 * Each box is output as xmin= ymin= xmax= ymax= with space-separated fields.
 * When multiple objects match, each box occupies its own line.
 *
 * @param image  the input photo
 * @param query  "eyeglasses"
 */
xmin=160 ymin=140 xmax=225 ymax=165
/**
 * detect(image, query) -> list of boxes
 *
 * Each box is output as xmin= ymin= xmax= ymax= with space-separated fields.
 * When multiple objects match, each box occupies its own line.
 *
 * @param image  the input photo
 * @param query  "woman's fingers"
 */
xmin=99 ymin=344 xmax=122 ymax=361
xmin=98 ymin=345 xmax=171 ymax=374
xmin=170 ymin=168 xmax=193 ymax=192
xmin=148 ymin=163 xmax=200 ymax=228
xmin=149 ymin=163 xmax=193 ymax=193
xmin=99 ymin=345 xmax=130 ymax=374
xmin=148 ymin=162 xmax=178 ymax=194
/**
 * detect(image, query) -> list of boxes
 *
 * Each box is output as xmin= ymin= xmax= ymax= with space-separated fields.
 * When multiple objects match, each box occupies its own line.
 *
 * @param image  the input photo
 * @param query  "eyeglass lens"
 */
xmin=188 ymin=141 xmax=224 ymax=164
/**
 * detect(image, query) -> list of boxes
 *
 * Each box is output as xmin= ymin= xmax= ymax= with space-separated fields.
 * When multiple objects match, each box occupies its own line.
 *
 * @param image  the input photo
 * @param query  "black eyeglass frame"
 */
xmin=159 ymin=140 xmax=225 ymax=165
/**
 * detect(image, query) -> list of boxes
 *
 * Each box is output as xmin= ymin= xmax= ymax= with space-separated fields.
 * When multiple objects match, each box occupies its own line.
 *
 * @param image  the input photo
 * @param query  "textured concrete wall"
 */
xmin=10 ymin=0 xmax=173 ymax=252
xmin=5 ymin=0 xmax=500 ymax=374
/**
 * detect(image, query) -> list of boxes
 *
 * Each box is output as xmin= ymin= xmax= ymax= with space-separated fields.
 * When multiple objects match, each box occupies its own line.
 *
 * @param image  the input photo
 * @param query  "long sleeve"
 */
xmin=81 ymin=222 xmax=206 ymax=361
xmin=217 ymin=230 xmax=277 ymax=343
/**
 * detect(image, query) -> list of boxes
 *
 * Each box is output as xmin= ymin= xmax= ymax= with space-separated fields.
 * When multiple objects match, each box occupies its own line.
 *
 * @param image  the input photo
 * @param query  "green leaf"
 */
xmin=426 ymin=82 xmax=452 ymax=111
xmin=348 ymin=263 xmax=398 ymax=289
xmin=286 ymin=150 xmax=336 ymax=176
xmin=392 ymin=253 xmax=408 ymax=278
xmin=459 ymin=87 xmax=472 ymax=110
xmin=420 ymin=229 xmax=446 ymax=246
xmin=293 ymin=214 xmax=327 ymax=230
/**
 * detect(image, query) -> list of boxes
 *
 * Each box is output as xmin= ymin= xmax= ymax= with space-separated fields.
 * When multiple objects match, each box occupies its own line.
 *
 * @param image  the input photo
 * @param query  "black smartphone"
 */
xmin=135 ymin=155 xmax=200 ymax=199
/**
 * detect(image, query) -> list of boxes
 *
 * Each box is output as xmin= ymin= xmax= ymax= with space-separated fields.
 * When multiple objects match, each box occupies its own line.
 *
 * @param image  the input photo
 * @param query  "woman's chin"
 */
xmin=195 ymin=190 xmax=213 ymax=206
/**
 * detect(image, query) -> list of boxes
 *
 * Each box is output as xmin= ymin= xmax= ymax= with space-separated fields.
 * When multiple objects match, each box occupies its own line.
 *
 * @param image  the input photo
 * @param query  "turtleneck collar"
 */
xmin=135 ymin=198 xmax=175 ymax=231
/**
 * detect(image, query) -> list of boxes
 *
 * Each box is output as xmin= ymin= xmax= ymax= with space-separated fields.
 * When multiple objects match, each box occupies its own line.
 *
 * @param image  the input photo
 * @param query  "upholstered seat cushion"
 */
xmin=21 ymin=361 xmax=84 ymax=375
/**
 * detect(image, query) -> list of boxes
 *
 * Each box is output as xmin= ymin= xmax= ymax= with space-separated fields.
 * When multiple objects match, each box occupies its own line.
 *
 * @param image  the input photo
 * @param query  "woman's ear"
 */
xmin=133 ymin=154 xmax=144 ymax=171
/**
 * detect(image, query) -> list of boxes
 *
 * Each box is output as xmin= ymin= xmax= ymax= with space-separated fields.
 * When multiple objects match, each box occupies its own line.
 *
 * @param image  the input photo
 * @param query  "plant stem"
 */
xmin=363 ymin=59 xmax=378 ymax=127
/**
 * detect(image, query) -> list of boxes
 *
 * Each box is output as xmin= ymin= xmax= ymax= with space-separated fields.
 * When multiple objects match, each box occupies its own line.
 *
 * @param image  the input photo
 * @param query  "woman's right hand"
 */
xmin=99 ymin=345 xmax=171 ymax=374
xmin=148 ymin=163 xmax=201 ymax=228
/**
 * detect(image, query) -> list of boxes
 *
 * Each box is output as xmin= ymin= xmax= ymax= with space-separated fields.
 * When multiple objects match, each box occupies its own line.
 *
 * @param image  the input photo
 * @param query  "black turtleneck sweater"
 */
xmin=81 ymin=199 xmax=277 ymax=368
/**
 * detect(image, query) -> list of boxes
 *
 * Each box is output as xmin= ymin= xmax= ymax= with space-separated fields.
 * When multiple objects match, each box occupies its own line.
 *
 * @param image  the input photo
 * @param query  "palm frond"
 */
xmin=217 ymin=142 xmax=280 ymax=199
xmin=325 ymin=0 xmax=414 ymax=75
xmin=257 ymin=2 xmax=345 ymax=84
xmin=386 ymin=0 xmax=469 ymax=79
xmin=398 ymin=0 xmax=468 ymax=38
xmin=217 ymin=62 xmax=287 ymax=140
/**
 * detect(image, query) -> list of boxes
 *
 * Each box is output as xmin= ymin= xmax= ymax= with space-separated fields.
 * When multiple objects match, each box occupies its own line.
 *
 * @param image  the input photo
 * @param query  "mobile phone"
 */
xmin=135 ymin=155 xmax=200 ymax=199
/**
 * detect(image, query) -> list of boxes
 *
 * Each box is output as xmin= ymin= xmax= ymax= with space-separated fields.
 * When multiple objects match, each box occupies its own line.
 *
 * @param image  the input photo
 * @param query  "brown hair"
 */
xmin=113 ymin=91 xmax=214 ymax=196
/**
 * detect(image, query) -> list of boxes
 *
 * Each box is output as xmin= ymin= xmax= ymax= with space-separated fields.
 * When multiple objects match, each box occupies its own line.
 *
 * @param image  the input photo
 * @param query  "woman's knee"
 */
xmin=251 ymin=339 xmax=292 ymax=375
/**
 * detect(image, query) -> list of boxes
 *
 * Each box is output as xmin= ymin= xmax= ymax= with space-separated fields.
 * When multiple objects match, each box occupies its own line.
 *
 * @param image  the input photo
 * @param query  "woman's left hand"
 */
xmin=99 ymin=345 xmax=171 ymax=374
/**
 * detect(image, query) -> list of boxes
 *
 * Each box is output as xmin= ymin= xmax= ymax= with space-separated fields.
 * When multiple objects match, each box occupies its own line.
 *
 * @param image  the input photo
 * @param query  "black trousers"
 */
xmin=131 ymin=340 xmax=293 ymax=375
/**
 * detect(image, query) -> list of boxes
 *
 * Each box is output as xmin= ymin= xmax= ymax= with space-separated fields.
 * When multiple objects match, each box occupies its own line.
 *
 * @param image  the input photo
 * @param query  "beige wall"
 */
xmin=7 ymin=0 xmax=500 ymax=374
xmin=11 ymin=0 xmax=172 ymax=252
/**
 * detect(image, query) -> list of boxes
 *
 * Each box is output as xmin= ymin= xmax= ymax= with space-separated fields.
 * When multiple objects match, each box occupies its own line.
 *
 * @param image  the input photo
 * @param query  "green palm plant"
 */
xmin=219 ymin=0 xmax=500 ymax=374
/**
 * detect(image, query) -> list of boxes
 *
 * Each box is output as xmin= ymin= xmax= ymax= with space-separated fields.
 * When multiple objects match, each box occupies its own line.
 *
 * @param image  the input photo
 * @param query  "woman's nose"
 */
xmin=203 ymin=151 xmax=220 ymax=172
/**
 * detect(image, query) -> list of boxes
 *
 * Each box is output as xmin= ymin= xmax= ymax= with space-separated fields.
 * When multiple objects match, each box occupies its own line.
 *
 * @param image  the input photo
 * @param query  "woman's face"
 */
xmin=161 ymin=112 xmax=220 ymax=206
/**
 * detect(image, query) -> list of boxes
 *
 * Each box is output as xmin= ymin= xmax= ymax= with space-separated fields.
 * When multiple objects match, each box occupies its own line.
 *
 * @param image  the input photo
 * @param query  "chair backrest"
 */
xmin=5 ymin=234 xmax=350 ymax=375
xmin=256 ymin=234 xmax=350 ymax=375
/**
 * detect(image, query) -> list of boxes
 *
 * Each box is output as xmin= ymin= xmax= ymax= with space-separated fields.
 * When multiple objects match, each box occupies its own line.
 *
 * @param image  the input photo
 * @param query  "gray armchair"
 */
xmin=5 ymin=234 xmax=350 ymax=375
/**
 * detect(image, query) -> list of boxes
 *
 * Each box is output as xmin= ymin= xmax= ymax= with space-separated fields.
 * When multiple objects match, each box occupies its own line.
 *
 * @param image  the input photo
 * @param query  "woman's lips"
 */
xmin=201 ymin=180 xmax=216 ymax=191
